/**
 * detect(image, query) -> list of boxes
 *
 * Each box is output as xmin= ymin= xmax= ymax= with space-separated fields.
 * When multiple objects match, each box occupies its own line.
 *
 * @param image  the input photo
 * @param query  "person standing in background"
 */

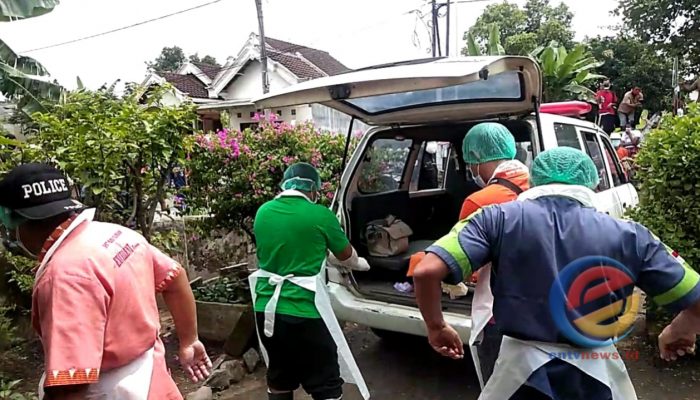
xmin=618 ymin=87 xmax=643 ymax=129
xmin=596 ymin=80 xmax=618 ymax=134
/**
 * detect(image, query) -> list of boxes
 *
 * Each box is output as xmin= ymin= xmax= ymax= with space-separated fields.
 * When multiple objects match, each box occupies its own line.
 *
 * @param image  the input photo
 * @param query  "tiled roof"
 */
xmin=191 ymin=62 xmax=222 ymax=80
xmin=160 ymin=72 xmax=209 ymax=98
xmin=265 ymin=37 xmax=349 ymax=76
xmin=268 ymin=50 xmax=325 ymax=80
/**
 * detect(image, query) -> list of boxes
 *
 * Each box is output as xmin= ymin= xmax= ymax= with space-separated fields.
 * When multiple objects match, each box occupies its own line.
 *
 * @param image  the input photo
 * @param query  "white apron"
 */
xmin=36 ymin=209 xmax=155 ymax=400
xmin=478 ymin=336 xmax=637 ymax=400
xmin=471 ymin=185 xmax=637 ymax=399
xmin=249 ymin=266 xmax=370 ymax=400
xmin=468 ymin=263 xmax=494 ymax=390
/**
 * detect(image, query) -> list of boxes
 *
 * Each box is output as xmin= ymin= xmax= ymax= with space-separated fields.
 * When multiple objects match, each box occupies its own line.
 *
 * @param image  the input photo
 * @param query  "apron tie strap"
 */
xmin=263 ymin=274 xmax=294 ymax=337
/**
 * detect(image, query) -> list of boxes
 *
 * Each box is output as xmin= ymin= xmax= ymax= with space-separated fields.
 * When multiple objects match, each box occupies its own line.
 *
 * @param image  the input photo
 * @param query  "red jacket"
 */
xmin=596 ymin=89 xmax=617 ymax=115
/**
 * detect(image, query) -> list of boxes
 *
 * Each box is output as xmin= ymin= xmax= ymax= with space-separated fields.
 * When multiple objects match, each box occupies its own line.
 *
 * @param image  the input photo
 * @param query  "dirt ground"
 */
xmin=3 ymin=319 xmax=700 ymax=399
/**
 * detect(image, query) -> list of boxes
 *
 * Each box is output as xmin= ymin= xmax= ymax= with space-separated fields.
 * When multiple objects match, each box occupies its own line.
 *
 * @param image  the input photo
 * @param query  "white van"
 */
xmin=254 ymin=56 xmax=638 ymax=342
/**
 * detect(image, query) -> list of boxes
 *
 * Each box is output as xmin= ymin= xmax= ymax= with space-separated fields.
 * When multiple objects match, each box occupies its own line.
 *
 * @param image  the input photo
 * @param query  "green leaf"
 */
xmin=0 ymin=0 xmax=60 ymax=20
xmin=466 ymin=32 xmax=480 ymax=56
xmin=487 ymin=24 xmax=504 ymax=56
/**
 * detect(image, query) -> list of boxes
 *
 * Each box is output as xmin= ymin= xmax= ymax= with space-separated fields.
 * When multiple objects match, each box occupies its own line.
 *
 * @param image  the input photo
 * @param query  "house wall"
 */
xmin=227 ymin=104 xmax=312 ymax=131
xmin=160 ymin=91 xmax=183 ymax=107
xmin=221 ymin=61 xmax=291 ymax=101
xmin=311 ymin=104 xmax=370 ymax=135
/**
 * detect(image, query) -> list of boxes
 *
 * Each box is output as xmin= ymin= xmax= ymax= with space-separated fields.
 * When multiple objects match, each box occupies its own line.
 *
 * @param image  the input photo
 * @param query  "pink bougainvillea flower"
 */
xmin=326 ymin=192 xmax=334 ymax=199
xmin=230 ymin=140 xmax=240 ymax=158
xmin=217 ymin=129 xmax=228 ymax=148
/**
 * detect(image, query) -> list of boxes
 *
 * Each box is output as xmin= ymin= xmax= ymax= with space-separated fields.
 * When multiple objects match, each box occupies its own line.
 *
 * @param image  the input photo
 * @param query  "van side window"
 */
xmin=410 ymin=141 xmax=449 ymax=191
xmin=581 ymin=131 xmax=611 ymax=191
xmin=600 ymin=136 xmax=625 ymax=186
xmin=358 ymin=138 xmax=412 ymax=194
xmin=554 ymin=123 xmax=582 ymax=150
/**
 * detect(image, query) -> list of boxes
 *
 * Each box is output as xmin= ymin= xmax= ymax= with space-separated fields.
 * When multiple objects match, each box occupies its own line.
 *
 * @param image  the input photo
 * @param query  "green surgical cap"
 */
xmin=531 ymin=147 xmax=600 ymax=189
xmin=281 ymin=162 xmax=322 ymax=192
xmin=462 ymin=122 xmax=517 ymax=164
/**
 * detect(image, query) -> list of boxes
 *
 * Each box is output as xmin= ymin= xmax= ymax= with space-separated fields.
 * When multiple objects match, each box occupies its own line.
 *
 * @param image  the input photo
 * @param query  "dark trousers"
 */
xmin=476 ymin=322 xmax=503 ymax=384
xmin=256 ymin=313 xmax=343 ymax=400
xmin=599 ymin=114 xmax=616 ymax=134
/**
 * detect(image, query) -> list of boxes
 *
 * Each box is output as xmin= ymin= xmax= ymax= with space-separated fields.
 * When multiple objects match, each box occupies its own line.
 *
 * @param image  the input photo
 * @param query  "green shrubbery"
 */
xmin=627 ymin=104 xmax=700 ymax=272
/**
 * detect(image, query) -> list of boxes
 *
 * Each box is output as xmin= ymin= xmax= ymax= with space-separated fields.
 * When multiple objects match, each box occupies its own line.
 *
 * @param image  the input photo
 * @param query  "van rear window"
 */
xmin=344 ymin=71 xmax=523 ymax=115
xmin=358 ymin=138 xmax=413 ymax=193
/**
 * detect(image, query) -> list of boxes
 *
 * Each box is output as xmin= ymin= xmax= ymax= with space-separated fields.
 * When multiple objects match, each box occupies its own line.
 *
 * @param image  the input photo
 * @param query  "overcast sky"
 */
xmin=0 ymin=0 xmax=619 ymax=90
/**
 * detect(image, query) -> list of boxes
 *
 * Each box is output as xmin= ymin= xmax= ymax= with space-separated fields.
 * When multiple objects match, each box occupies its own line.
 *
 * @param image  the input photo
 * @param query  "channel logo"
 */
xmin=549 ymin=256 xmax=641 ymax=348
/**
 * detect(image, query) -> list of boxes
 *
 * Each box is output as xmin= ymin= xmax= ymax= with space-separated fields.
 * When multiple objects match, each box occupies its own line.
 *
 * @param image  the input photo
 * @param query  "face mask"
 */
xmin=468 ymin=165 xmax=486 ymax=188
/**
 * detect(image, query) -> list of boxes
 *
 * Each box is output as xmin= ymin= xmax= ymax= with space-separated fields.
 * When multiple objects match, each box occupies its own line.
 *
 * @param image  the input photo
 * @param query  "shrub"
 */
xmin=627 ymin=104 xmax=700 ymax=272
xmin=193 ymin=276 xmax=250 ymax=304
xmin=0 ymin=377 xmax=37 ymax=400
xmin=0 ymin=307 xmax=17 ymax=351
xmin=187 ymin=114 xmax=358 ymax=240
xmin=30 ymin=84 xmax=197 ymax=240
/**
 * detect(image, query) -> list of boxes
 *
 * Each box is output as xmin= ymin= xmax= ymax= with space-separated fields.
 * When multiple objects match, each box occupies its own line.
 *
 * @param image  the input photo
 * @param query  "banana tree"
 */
xmin=0 ymin=0 xmax=59 ymax=20
xmin=0 ymin=0 xmax=62 ymax=115
xmin=464 ymin=24 xmax=505 ymax=56
xmin=0 ymin=38 xmax=62 ymax=114
xmin=531 ymin=41 xmax=605 ymax=102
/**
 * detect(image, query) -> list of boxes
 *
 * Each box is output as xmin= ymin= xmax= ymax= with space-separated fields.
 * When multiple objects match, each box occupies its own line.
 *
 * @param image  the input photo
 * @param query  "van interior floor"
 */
xmin=354 ymin=278 xmax=473 ymax=315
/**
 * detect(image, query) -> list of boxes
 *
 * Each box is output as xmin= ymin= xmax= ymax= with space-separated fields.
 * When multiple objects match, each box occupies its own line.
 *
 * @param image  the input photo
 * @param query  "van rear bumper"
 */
xmin=328 ymin=282 xmax=472 ymax=342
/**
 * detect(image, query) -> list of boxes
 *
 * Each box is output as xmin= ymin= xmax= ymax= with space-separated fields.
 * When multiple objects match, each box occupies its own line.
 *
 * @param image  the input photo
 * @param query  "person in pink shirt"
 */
xmin=0 ymin=163 xmax=212 ymax=400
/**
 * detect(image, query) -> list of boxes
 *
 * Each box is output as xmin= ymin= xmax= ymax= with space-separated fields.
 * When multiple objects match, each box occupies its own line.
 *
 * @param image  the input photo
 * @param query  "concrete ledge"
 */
xmin=196 ymin=300 xmax=251 ymax=342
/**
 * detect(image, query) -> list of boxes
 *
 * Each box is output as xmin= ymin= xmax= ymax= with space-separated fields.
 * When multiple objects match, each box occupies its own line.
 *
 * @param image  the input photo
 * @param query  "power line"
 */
xmin=20 ymin=0 xmax=225 ymax=53
xmin=181 ymin=2 xmax=432 ymax=83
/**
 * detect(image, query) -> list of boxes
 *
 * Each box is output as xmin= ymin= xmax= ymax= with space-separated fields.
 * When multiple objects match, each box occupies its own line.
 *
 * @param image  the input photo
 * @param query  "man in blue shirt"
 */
xmin=413 ymin=147 xmax=700 ymax=399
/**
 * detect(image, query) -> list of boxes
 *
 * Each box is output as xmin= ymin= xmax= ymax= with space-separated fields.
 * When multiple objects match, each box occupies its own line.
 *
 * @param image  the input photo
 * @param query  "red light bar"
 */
xmin=540 ymin=101 xmax=592 ymax=117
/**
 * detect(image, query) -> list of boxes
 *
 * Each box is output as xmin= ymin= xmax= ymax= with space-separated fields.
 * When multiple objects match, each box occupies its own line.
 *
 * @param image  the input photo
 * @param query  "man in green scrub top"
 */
xmin=252 ymin=162 xmax=370 ymax=400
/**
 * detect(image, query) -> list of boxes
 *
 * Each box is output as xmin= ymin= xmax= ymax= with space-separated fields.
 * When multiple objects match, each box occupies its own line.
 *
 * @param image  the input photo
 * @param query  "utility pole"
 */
xmin=445 ymin=0 xmax=451 ymax=57
xmin=431 ymin=0 xmax=437 ymax=57
xmin=255 ymin=0 xmax=269 ymax=94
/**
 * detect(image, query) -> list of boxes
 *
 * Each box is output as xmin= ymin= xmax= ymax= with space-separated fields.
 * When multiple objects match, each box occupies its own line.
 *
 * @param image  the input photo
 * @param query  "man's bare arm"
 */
xmin=162 ymin=268 xmax=198 ymax=345
xmin=162 ymin=268 xmax=212 ymax=382
xmin=413 ymin=253 xmax=450 ymax=330
xmin=659 ymin=298 xmax=700 ymax=361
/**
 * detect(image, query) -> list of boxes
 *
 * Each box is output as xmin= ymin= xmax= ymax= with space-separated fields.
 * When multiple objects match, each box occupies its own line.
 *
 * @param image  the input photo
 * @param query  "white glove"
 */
xmin=354 ymin=256 xmax=370 ymax=272
xmin=327 ymin=248 xmax=371 ymax=271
